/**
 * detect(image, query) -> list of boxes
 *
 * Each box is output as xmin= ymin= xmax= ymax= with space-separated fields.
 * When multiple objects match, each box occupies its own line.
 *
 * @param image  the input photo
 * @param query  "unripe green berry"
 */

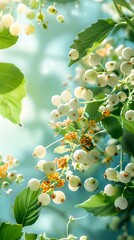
xmin=56 ymin=15 xmax=64 ymax=23
xmin=26 ymin=10 xmax=35 ymax=19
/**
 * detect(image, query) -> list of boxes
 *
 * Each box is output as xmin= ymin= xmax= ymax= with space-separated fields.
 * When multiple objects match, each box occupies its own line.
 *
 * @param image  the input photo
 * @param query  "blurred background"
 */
xmin=0 ymin=0 xmax=127 ymax=239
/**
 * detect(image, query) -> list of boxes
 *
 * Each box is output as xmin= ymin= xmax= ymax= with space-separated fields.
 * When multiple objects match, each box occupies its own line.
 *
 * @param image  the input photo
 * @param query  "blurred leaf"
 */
xmin=0 ymin=29 xmax=18 ymax=49
xmin=102 ymin=116 xmax=123 ymax=139
xmin=0 ymin=222 xmax=22 ymax=240
xmin=48 ymin=0 xmax=75 ymax=3
xmin=54 ymin=146 xmax=70 ymax=154
xmin=69 ymin=19 xmax=116 ymax=66
xmin=85 ymin=100 xmax=103 ymax=120
xmin=118 ymin=0 xmax=134 ymax=12
xmin=25 ymin=233 xmax=37 ymax=240
xmin=0 ymin=63 xmax=24 ymax=94
xmin=0 ymin=79 xmax=26 ymax=124
xmin=122 ymin=129 xmax=134 ymax=156
xmin=76 ymin=187 xmax=123 ymax=216
xmin=14 ymin=188 xmax=41 ymax=227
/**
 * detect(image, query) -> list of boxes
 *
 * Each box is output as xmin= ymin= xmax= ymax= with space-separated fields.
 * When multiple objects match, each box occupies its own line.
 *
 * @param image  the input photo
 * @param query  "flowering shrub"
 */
xmin=0 ymin=0 xmax=134 ymax=240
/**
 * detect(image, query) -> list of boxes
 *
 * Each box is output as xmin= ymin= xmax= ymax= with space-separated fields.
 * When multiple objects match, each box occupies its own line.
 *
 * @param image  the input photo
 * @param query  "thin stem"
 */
xmin=120 ymin=146 xmax=123 ymax=172
xmin=44 ymin=136 xmax=64 ymax=150
xmin=113 ymin=0 xmax=134 ymax=32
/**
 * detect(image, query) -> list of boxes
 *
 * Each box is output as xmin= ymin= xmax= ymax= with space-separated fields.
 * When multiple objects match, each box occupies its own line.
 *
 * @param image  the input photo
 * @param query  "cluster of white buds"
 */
xmin=0 ymin=1 xmax=64 ymax=36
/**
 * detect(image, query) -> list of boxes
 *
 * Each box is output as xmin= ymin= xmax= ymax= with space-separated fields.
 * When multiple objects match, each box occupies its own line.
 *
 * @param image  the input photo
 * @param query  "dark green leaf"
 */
xmin=14 ymin=188 xmax=41 ymax=227
xmin=102 ymin=116 xmax=123 ymax=139
xmin=122 ymin=129 xmax=134 ymax=156
xmin=85 ymin=100 xmax=103 ymax=120
xmin=76 ymin=187 xmax=123 ymax=216
xmin=0 ymin=222 xmax=22 ymax=240
xmin=0 ymin=79 xmax=26 ymax=124
xmin=69 ymin=19 xmax=116 ymax=66
xmin=25 ymin=233 xmax=37 ymax=240
xmin=0 ymin=29 xmax=18 ymax=49
xmin=0 ymin=63 xmax=24 ymax=94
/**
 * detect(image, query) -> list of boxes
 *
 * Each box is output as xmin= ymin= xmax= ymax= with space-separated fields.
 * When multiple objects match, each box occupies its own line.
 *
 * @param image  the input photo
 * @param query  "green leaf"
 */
xmin=76 ymin=187 xmax=123 ymax=216
xmin=14 ymin=188 xmax=41 ymax=227
xmin=0 ymin=63 xmax=24 ymax=94
xmin=0 ymin=222 xmax=22 ymax=240
xmin=85 ymin=100 xmax=103 ymax=120
xmin=122 ymin=129 xmax=134 ymax=156
xmin=0 ymin=79 xmax=26 ymax=124
xmin=25 ymin=233 xmax=37 ymax=240
xmin=102 ymin=116 xmax=123 ymax=139
xmin=69 ymin=19 xmax=116 ymax=66
xmin=0 ymin=29 xmax=18 ymax=49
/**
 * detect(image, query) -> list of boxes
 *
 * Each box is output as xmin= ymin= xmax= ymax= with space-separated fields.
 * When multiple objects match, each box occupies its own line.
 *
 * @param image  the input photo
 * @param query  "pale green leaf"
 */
xmin=69 ymin=19 xmax=116 ymax=66
xmin=0 ymin=79 xmax=26 ymax=124
xmin=0 ymin=63 xmax=24 ymax=94
xmin=0 ymin=29 xmax=18 ymax=49
xmin=25 ymin=233 xmax=37 ymax=240
xmin=0 ymin=222 xmax=22 ymax=240
xmin=14 ymin=188 xmax=41 ymax=227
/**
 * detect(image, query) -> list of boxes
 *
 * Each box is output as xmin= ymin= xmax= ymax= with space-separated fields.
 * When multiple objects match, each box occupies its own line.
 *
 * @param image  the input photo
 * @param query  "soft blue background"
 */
xmin=0 ymin=1 xmax=129 ymax=239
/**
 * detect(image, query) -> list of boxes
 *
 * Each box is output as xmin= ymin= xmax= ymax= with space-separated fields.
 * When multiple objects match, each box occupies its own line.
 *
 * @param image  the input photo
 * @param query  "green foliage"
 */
xmin=118 ymin=0 xmax=134 ymax=12
xmin=69 ymin=19 xmax=116 ymax=66
xmin=122 ymin=129 xmax=134 ymax=156
xmin=0 ymin=29 xmax=18 ymax=49
xmin=14 ymin=188 xmax=41 ymax=227
xmin=0 ymin=222 xmax=22 ymax=240
xmin=0 ymin=79 xmax=26 ymax=125
xmin=25 ymin=233 xmax=38 ymax=240
xmin=0 ymin=63 xmax=24 ymax=94
xmin=101 ymin=116 xmax=123 ymax=139
xmin=85 ymin=100 xmax=103 ymax=120
xmin=76 ymin=187 xmax=123 ymax=216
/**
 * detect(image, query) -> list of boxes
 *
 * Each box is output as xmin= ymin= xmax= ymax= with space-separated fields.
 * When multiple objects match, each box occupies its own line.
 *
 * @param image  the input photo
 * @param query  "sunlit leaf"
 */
xmin=25 ymin=233 xmax=37 ymax=240
xmin=0 ymin=222 xmax=22 ymax=240
xmin=14 ymin=188 xmax=41 ymax=227
xmin=69 ymin=19 xmax=116 ymax=66
xmin=0 ymin=29 xmax=18 ymax=49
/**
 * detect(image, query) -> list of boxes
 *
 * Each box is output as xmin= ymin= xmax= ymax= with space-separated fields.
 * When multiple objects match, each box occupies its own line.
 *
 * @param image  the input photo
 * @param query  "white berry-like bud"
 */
xmin=56 ymin=14 xmax=64 ymax=23
xmin=68 ymin=98 xmax=80 ymax=110
xmin=57 ymin=104 xmax=69 ymax=116
xmin=9 ymin=23 xmax=21 ymax=36
xmin=43 ymin=161 xmax=56 ymax=175
xmin=69 ymin=49 xmax=79 ymax=61
xmin=96 ymin=74 xmax=107 ymax=87
xmin=125 ymin=163 xmax=134 ymax=177
xmin=60 ymin=89 xmax=72 ymax=102
xmin=68 ymin=109 xmax=79 ymax=121
xmin=81 ymin=88 xmax=93 ymax=101
xmin=122 ymin=47 xmax=134 ymax=60
xmin=28 ymin=178 xmax=40 ymax=191
xmin=36 ymin=160 xmax=46 ymax=172
xmin=104 ymin=184 xmax=116 ymax=196
xmin=25 ymin=24 xmax=35 ymax=35
xmin=47 ymin=5 xmax=57 ymax=14
xmin=50 ymin=109 xmax=60 ymax=121
xmin=107 ymin=74 xmax=118 ymax=87
xmin=52 ymin=191 xmax=66 ymax=204
xmin=33 ymin=145 xmax=46 ymax=158
xmin=73 ymin=149 xmax=87 ymax=163
xmin=68 ymin=183 xmax=79 ymax=191
xmin=88 ymin=53 xmax=101 ymax=66
xmin=1 ymin=14 xmax=14 ymax=28
xmin=118 ymin=171 xmax=131 ymax=183
xmin=105 ymin=144 xmax=117 ymax=156
xmin=84 ymin=177 xmax=98 ymax=192
xmin=2 ymin=181 xmax=9 ymax=188
xmin=7 ymin=171 xmax=16 ymax=181
xmin=117 ymin=91 xmax=127 ymax=102
xmin=74 ymin=87 xmax=84 ymax=98
xmin=107 ymin=93 xmax=119 ymax=105
xmin=13 ymin=158 xmax=19 ymax=167
xmin=79 ymin=236 xmax=88 ymax=240
xmin=38 ymin=193 xmax=50 ymax=206
xmin=125 ymin=110 xmax=134 ymax=121
xmin=114 ymin=196 xmax=128 ymax=210
xmin=105 ymin=61 xmax=117 ymax=71
xmin=120 ymin=61 xmax=132 ymax=75
xmin=104 ymin=168 xmax=117 ymax=181
xmin=51 ymin=94 xmax=61 ymax=106
xmin=115 ymin=44 xmax=125 ymax=56
xmin=69 ymin=175 xmax=81 ymax=188
xmin=84 ymin=69 xmax=98 ymax=84
xmin=17 ymin=3 xmax=27 ymax=13
xmin=16 ymin=174 xmax=24 ymax=183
